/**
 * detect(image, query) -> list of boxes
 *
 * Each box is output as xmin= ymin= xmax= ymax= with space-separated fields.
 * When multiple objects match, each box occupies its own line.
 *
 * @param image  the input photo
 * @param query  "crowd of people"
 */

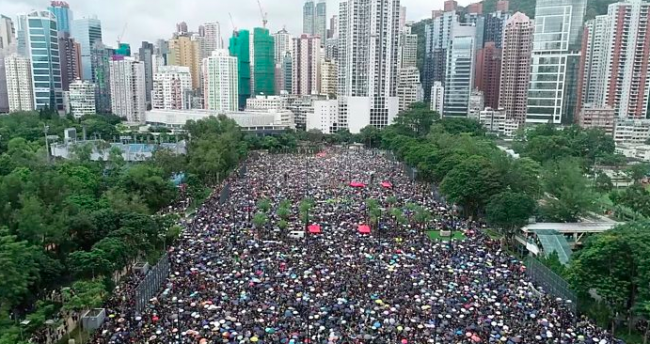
xmin=86 ymin=149 xmax=622 ymax=344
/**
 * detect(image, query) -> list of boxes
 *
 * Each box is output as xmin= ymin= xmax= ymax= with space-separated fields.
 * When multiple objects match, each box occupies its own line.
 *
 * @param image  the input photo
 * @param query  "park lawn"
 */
xmin=483 ymin=228 xmax=503 ymax=239
xmin=426 ymin=230 xmax=466 ymax=241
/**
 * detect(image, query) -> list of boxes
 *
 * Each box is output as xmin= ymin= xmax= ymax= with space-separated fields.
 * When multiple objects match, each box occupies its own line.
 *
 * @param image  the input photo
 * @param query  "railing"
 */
xmin=134 ymin=253 xmax=171 ymax=312
xmin=524 ymin=256 xmax=577 ymax=312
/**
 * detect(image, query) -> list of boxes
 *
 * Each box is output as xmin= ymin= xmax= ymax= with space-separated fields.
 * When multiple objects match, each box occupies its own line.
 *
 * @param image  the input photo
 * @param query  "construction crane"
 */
xmin=117 ymin=22 xmax=128 ymax=45
xmin=228 ymin=12 xmax=238 ymax=33
xmin=256 ymin=0 xmax=268 ymax=28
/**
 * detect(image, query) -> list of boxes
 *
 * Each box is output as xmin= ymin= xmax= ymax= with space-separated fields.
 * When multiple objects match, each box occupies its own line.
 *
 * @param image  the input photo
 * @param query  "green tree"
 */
xmin=540 ymin=158 xmax=598 ymax=222
xmin=359 ymin=126 xmax=382 ymax=148
xmin=440 ymin=155 xmax=502 ymax=216
xmin=68 ymin=250 xmax=113 ymax=279
xmin=0 ymin=229 xmax=39 ymax=308
xmin=257 ymin=198 xmax=272 ymax=213
xmin=486 ymin=191 xmax=536 ymax=244
xmin=626 ymin=163 xmax=650 ymax=184
xmin=595 ymin=172 xmax=614 ymax=193
xmin=253 ymin=212 xmax=268 ymax=229
xmin=393 ymin=102 xmax=438 ymax=136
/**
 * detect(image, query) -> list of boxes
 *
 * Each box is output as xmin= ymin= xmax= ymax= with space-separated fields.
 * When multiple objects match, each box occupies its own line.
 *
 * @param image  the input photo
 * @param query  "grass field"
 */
xmin=426 ymin=230 xmax=466 ymax=241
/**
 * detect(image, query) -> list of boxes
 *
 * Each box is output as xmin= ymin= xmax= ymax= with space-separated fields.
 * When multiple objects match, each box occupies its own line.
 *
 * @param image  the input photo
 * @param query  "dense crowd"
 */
xmin=87 ymin=149 xmax=622 ymax=344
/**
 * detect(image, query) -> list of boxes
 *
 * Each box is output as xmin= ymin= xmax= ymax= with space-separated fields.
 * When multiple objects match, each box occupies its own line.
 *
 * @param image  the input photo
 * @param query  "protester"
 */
xmin=87 ymin=149 xmax=622 ymax=344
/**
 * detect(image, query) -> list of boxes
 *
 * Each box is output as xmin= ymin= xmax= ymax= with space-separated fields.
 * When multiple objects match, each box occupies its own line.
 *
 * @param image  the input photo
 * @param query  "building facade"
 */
xmin=246 ymin=95 xmax=289 ymax=110
xmin=430 ymin=81 xmax=444 ymax=113
xmin=253 ymin=27 xmax=275 ymax=95
xmin=575 ymin=15 xmax=609 ymax=118
xmin=5 ymin=54 xmax=34 ymax=112
xmin=321 ymin=59 xmax=337 ymax=96
xmin=201 ymin=22 xmax=223 ymax=55
xmin=0 ymin=15 xmax=15 ymax=49
xmin=614 ymin=119 xmax=650 ymax=144
xmin=423 ymin=9 xmax=457 ymax=102
xmin=168 ymin=35 xmax=201 ymax=91
xmin=577 ymin=106 xmax=615 ymax=135
xmin=397 ymin=67 xmax=423 ymax=112
xmin=48 ymin=1 xmax=72 ymax=34
xmin=303 ymin=1 xmax=315 ymax=35
xmin=443 ymin=24 xmax=476 ymax=117
xmin=338 ymin=0 xmax=401 ymax=132
xmin=484 ymin=2 xmax=510 ymax=49
xmin=71 ymin=17 xmax=103 ymax=81
xmin=307 ymin=99 xmax=339 ymax=134
xmin=109 ymin=58 xmax=146 ymax=123
xmin=17 ymin=10 xmax=64 ymax=110
xmin=468 ymin=90 xmax=484 ymax=119
xmin=398 ymin=26 xmax=418 ymax=69
xmin=91 ymin=41 xmax=113 ymax=113
xmin=58 ymin=32 xmax=81 ymax=91
xmin=203 ymin=49 xmax=238 ymax=112
xmin=475 ymin=42 xmax=501 ymax=109
xmin=228 ymin=30 xmax=251 ymax=109
xmin=139 ymin=41 xmax=155 ymax=107
xmin=274 ymin=28 xmax=292 ymax=65
xmin=292 ymin=35 xmax=321 ymax=96
xmin=152 ymin=65 xmax=192 ymax=110
xmin=315 ymin=0 xmax=327 ymax=40
xmin=64 ymin=79 xmax=95 ymax=118
xmin=498 ymin=12 xmax=533 ymax=125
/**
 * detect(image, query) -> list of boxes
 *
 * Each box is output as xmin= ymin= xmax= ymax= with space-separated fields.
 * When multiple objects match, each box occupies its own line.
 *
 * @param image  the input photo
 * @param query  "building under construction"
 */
xmin=229 ymin=30 xmax=251 ymax=109
xmin=253 ymin=27 xmax=275 ymax=96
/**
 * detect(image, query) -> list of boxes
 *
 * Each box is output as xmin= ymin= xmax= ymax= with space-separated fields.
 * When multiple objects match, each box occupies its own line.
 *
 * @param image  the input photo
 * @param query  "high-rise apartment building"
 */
xmin=57 ymin=32 xmax=81 ymax=91
xmin=576 ymin=15 xmax=609 ymax=118
xmin=315 ymin=0 xmax=327 ymax=40
xmin=109 ymin=57 xmax=146 ymax=123
xmin=602 ymin=0 xmax=650 ymax=120
xmin=5 ymin=54 xmax=34 ymax=112
xmin=152 ymin=65 xmax=192 ymax=110
xmin=201 ymin=22 xmax=223 ymax=54
xmin=229 ymin=30 xmax=251 ymax=109
xmin=303 ymin=1 xmax=315 ymax=35
xmin=176 ymin=22 xmax=188 ymax=35
xmin=274 ymin=28 xmax=292 ymax=65
xmin=321 ymin=59 xmax=337 ymax=96
xmin=397 ymin=67 xmax=423 ymax=111
xmin=292 ymin=35 xmax=321 ymax=95
xmin=139 ymin=42 xmax=155 ymax=108
xmin=475 ymin=42 xmax=501 ymax=109
xmin=91 ymin=42 xmax=112 ymax=113
xmin=398 ymin=26 xmax=418 ymax=69
xmin=71 ymin=17 xmax=103 ymax=81
xmin=484 ymin=1 xmax=510 ymax=49
xmin=253 ymin=27 xmax=275 ymax=95
xmin=64 ymin=79 xmax=95 ymax=118
xmin=48 ymin=1 xmax=72 ymax=34
xmin=282 ymin=53 xmax=293 ymax=93
xmin=168 ymin=35 xmax=201 ymax=90
xmin=203 ymin=49 xmax=238 ymax=112
xmin=338 ymin=0 xmax=401 ymax=132
xmin=0 ymin=15 xmax=15 ymax=49
xmin=423 ymin=9 xmax=457 ymax=102
xmin=499 ymin=12 xmax=533 ymax=125
xmin=526 ymin=0 xmax=586 ymax=124
xmin=17 ymin=10 xmax=63 ymax=110
xmin=430 ymin=81 xmax=444 ymax=113
xmin=443 ymin=24 xmax=476 ymax=117
xmin=329 ymin=15 xmax=339 ymax=39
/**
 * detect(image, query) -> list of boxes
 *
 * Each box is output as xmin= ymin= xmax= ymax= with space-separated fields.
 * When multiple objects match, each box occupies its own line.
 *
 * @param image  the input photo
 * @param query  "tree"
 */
xmin=257 ymin=198 xmax=272 ymax=213
xmin=595 ymin=172 xmax=614 ymax=193
xmin=393 ymin=102 xmax=438 ymax=136
xmin=253 ymin=212 xmax=268 ymax=229
xmin=486 ymin=191 xmax=536 ymax=244
xmin=359 ymin=126 xmax=382 ymax=148
xmin=68 ymin=250 xmax=113 ymax=279
xmin=440 ymin=155 xmax=502 ymax=216
xmin=626 ymin=163 xmax=650 ymax=184
xmin=0 ymin=229 xmax=39 ymax=308
xmin=152 ymin=148 xmax=186 ymax=177
xmin=540 ymin=158 xmax=598 ymax=222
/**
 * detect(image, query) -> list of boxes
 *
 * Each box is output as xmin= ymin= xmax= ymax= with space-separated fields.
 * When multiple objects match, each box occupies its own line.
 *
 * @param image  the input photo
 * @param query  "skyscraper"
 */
xmin=321 ymin=59 xmax=337 ymax=96
xmin=443 ymin=24 xmax=476 ymax=117
xmin=109 ymin=57 xmax=146 ymax=123
xmin=152 ymin=65 xmax=192 ymax=110
xmin=475 ymin=42 xmax=501 ymax=109
xmin=315 ymin=0 xmax=327 ymax=40
xmin=253 ymin=27 xmax=275 ymax=95
xmin=71 ymin=17 xmax=103 ymax=81
xmin=484 ymin=1 xmax=510 ymax=49
xmin=64 ymin=79 xmax=95 ymax=118
xmin=430 ymin=81 xmax=444 ymax=113
xmin=338 ymin=0 xmax=401 ymax=132
xmin=58 ymin=32 xmax=82 ymax=91
xmin=602 ymin=0 xmax=650 ymax=120
xmin=91 ymin=41 xmax=113 ymax=113
xmin=575 ymin=15 xmax=609 ymax=118
xmin=202 ymin=22 xmax=223 ymax=53
xmin=229 ymin=30 xmax=251 ymax=109
xmin=329 ymin=15 xmax=338 ymax=39
xmin=0 ymin=15 xmax=15 ymax=49
xmin=526 ymin=0 xmax=586 ymax=124
xmin=203 ymin=49 xmax=238 ymax=111
xmin=423 ymin=8 xmax=457 ymax=102
xmin=168 ymin=35 xmax=201 ymax=90
xmin=292 ymin=34 xmax=321 ymax=95
xmin=398 ymin=26 xmax=418 ymax=69
xmin=5 ymin=54 xmax=34 ymax=112
xmin=499 ymin=12 xmax=533 ymax=125
xmin=139 ymin=41 xmax=154 ymax=107
xmin=397 ymin=67 xmax=423 ymax=111
xmin=303 ymin=1 xmax=315 ymax=35
xmin=48 ymin=1 xmax=72 ymax=34
xmin=274 ymin=28 xmax=292 ymax=65
xmin=176 ymin=22 xmax=188 ymax=35
xmin=17 ymin=10 xmax=63 ymax=110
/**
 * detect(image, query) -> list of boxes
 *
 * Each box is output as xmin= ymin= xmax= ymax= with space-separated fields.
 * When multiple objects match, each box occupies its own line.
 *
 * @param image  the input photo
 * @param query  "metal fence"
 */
xmin=219 ymin=182 xmax=231 ymax=204
xmin=134 ymin=253 xmax=170 ymax=312
xmin=524 ymin=256 xmax=577 ymax=312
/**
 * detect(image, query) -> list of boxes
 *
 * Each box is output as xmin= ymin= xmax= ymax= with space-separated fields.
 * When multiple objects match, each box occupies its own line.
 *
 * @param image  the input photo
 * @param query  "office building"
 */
xmin=430 ymin=81 xmax=444 ymax=113
xmin=398 ymin=26 xmax=418 ymax=69
xmin=155 ymin=39 xmax=170 ymax=65
xmin=64 ymin=79 xmax=95 ymax=118
xmin=0 ymin=15 xmax=16 ymax=49
xmin=423 ymin=8 xmax=457 ymax=102
xmin=499 ymin=12 xmax=533 ymax=125
xmin=152 ymin=65 xmax=192 ymax=110
xmin=397 ymin=67 xmax=423 ymax=112
xmin=48 ymin=1 xmax=72 ymax=34
xmin=16 ymin=10 xmax=63 ymax=110
xmin=109 ymin=57 xmax=146 ymax=123
xmin=315 ymin=0 xmax=327 ymax=40
xmin=168 ymin=35 xmax=201 ymax=90
xmin=577 ymin=106 xmax=615 ymax=135
xmin=303 ymin=1 xmax=315 ymax=35
xmin=246 ymin=95 xmax=288 ymax=110
xmin=443 ymin=24 xmax=476 ymax=117
xmin=71 ymin=17 xmax=103 ymax=81
xmin=526 ymin=0 xmax=587 ymax=124
xmin=475 ymin=42 xmax=501 ymax=109
xmin=203 ymin=49 xmax=238 ymax=112
xmin=91 ymin=42 xmax=113 ymax=113
xmin=253 ymin=27 xmax=275 ymax=95
xmin=228 ymin=30 xmax=251 ymax=109
xmin=576 ymin=15 xmax=609 ymax=119
xmin=292 ymin=34 xmax=321 ymax=95
xmin=602 ymin=0 xmax=650 ymax=120
xmin=138 ymin=41 xmax=155 ymax=108
xmin=274 ymin=28 xmax=292 ymax=65
xmin=5 ymin=54 xmax=34 ymax=112
xmin=321 ymin=59 xmax=337 ymax=96
xmin=58 ymin=32 xmax=82 ymax=91
xmin=338 ymin=0 xmax=401 ymax=132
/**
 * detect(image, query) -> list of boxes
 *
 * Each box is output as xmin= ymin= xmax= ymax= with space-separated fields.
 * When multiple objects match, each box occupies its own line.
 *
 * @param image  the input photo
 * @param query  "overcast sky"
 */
xmin=1 ymin=0 xmax=473 ymax=47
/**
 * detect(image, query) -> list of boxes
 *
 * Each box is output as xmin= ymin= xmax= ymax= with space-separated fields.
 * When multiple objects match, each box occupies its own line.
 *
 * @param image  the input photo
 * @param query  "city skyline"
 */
xmin=0 ymin=0 xmax=474 ymax=47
